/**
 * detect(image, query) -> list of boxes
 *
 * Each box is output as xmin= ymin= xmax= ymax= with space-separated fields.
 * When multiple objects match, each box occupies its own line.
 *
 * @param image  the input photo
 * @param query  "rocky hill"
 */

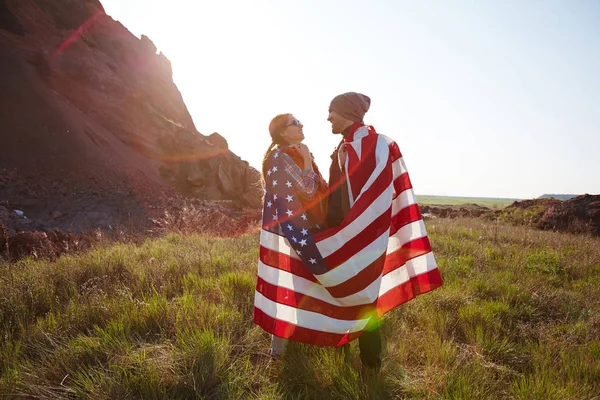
xmin=0 ymin=0 xmax=262 ymax=235
xmin=420 ymin=195 xmax=600 ymax=237
xmin=536 ymin=194 xmax=600 ymax=236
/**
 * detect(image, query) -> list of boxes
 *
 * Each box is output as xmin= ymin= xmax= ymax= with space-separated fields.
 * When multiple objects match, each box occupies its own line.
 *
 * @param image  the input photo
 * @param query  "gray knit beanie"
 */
xmin=329 ymin=92 xmax=371 ymax=122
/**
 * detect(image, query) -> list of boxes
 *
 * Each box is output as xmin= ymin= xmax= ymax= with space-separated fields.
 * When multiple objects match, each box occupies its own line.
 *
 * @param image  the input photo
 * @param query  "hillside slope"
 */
xmin=0 ymin=0 xmax=261 ymax=233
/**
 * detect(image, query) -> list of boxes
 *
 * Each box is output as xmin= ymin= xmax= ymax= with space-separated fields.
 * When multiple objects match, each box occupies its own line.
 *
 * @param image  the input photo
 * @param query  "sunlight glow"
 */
xmin=99 ymin=0 xmax=600 ymax=198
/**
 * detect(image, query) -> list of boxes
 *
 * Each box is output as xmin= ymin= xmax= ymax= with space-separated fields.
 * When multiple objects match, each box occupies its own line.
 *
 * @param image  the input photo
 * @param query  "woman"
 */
xmin=260 ymin=113 xmax=328 ymax=358
xmin=262 ymin=113 xmax=328 ymax=230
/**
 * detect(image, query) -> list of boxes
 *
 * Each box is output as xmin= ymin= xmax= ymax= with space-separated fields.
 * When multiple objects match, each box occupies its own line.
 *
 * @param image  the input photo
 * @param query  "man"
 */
xmin=325 ymin=92 xmax=383 ymax=369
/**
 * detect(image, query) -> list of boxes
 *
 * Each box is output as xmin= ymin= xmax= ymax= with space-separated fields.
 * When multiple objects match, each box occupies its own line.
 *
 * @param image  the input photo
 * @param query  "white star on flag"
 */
xmin=286 ymin=209 xmax=293 ymax=217
xmin=291 ymin=236 xmax=298 ymax=242
xmin=296 ymin=250 xmax=301 ymax=256
xmin=299 ymin=239 xmax=307 ymax=247
xmin=286 ymin=181 xmax=292 ymax=188
xmin=272 ymin=166 xmax=278 ymax=172
xmin=273 ymin=194 xmax=278 ymax=200
xmin=267 ymin=170 xmax=272 ymax=176
xmin=272 ymin=214 xmax=278 ymax=221
xmin=287 ymin=224 xmax=294 ymax=231
xmin=309 ymin=258 xmax=317 ymax=264
xmin=301 ymin=213 xmax=307 ymax=221
xmin=301 ymin=228 xmax=308 ymax=236
xmin=286 ymin=195 xmax=293 ymax=202
xmin=274 ymin=151 xmax=279 ymax=158
xmin=272 ymin=180 xmax=278 ymax=187
xmin=267 ymin=201 xmax=272 ymax=208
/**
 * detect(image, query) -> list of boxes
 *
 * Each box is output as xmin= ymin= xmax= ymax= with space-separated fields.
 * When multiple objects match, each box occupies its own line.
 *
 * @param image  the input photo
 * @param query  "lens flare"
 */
xmin=52 ymin=9 xmax=105 ymax=61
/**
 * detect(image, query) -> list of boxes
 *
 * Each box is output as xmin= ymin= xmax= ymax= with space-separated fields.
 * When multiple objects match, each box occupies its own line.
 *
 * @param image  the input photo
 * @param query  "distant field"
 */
xmin=417 ymin=195 xmax=519 ymax=208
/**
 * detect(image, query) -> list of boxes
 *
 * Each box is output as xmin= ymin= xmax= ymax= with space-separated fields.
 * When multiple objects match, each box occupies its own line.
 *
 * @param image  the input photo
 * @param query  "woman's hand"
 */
xmin=292 ymin=144 xmax=314 ymax=171
xmin=291 ymin=144 xmax=310 ymax=160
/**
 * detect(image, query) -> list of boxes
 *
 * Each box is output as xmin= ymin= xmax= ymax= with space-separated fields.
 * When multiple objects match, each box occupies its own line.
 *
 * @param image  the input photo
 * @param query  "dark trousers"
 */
xmin=341 ymin=324 xmax=382 ymax=368
xmin=358 ymin=325 xmax=382 ymax=368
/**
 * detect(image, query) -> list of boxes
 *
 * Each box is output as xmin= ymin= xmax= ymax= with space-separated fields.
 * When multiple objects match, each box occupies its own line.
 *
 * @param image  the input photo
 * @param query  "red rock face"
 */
xmin=0 ymin=0 xmax=262 ymax=234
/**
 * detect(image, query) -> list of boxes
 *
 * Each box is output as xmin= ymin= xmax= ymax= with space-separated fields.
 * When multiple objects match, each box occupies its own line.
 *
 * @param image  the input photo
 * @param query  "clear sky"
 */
xmin=100 ymin=0 xmax=599 ymax=199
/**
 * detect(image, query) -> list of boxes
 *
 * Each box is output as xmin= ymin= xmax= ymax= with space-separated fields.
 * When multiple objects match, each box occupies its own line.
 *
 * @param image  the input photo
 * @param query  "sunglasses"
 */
xmin=271 ymin=118 xmax=303 ymax=138
xmin=284 ymin=119 xmax=302 ymax=128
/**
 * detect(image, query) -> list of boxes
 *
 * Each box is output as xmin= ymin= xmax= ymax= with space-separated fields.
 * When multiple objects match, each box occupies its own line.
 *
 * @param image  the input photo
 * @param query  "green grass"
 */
xmin=493 ymin=200 xmax=556 ymax=227
xmin=1 ymin=221 xmax=599 ymax=399
xmin=417 ymin=195 xmax=518 ymax=208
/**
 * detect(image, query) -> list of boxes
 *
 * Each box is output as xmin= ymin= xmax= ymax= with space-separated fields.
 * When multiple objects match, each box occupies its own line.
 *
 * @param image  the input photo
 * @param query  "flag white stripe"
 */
xmin=387 ymin=219 xmax=429 ymax=253
xmin=405 ymin=251 xmax=438 ymax=277
xmin=350 ymin=133 xmax=363 ymax=161
xmin=379 ymin=252 xmax=438 ymax=296
xmin=317 ymin=183 xmax=393 ymax=257
xmin=353 ymin=126 xmax=370 ymax=142
xmin=336 ymin=275 xmax=383 ymax=305
xmin=254 ymin=291 xmax=369 ymax=334
xmin=260 ymin=230 xmax=300 ymax=260
xmin=392 ymin=188 xmax=417 ymax=216
xmin=258 ymin=261 xmax=388 ymax=307
xmin=344 ymin=146 xmax=354 ymax=206
xmin=258 ymin=261 xmax=340 ymax=305
xmin=392 ymin=157 xmax=408 ymax=182
xmin=317 ymin=229 xmax=390 ymax=288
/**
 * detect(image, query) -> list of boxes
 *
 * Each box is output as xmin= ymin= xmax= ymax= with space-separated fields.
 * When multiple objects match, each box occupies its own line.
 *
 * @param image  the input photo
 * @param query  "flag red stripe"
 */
xmin=326 ymin=253 xmax=387 ymax=299
xmin=323 ymin=208 xmax=391 ymax=268
xmin=388 ymin=141 xmax=402 ymax=161
xmin=376 ymin=268 xmax=444 ymax=317
xmin=390 ymin=203 xmax=423 ymax=236
xmin=347 ymin=134 xmax=378 ymax=201
xmin=260 ymin=245 xmax=318 ymax=283
xmin=383 ymin=236 xmax=432 ymax=274
xmin=255 ymin=277 xmax=374 ymax=321
xmin=393 ymin=172 xmax=413 ymax=199
xmin=253 ymin=308 xmax=363 ymax=347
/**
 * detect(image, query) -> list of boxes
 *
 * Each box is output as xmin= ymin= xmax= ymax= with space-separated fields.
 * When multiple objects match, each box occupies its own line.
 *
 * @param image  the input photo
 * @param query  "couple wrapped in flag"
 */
xmin=254 ymin=92 xmax=443 ymax=368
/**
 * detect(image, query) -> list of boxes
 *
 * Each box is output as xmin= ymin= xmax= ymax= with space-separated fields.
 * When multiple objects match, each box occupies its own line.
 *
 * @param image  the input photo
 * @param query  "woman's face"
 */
xmin=280 ymin=115 xmax=304 ymax=145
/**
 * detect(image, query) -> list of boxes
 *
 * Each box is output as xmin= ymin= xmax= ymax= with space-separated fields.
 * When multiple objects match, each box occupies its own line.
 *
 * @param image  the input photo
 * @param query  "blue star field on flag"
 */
xmin=262 ymin=149 xmax=328 ymax=275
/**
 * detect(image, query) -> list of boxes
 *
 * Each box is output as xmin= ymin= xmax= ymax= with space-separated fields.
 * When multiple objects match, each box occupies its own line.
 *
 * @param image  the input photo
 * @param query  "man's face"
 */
xmin=327 ymin=110 xmax=353 ymax=134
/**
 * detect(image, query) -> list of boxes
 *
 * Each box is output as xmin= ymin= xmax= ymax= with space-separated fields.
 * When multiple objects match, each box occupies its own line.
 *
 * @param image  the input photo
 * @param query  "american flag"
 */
xmin=254 ymin=125 xmax=443 ymax=347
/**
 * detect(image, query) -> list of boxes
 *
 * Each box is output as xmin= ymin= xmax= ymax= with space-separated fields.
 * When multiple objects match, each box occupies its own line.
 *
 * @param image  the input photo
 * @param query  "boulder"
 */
xmin=241 ymin=191 xmax=263 ymax=209
xmin=8 ymin=231 xmax=56 ymax=260
xmin=217 ymin=161 xmax=237 ymax=196
xmin=187 ymin=169 xmax=207 ymax=188
xmin=207 ymin=132 xmax=228 ymax=150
